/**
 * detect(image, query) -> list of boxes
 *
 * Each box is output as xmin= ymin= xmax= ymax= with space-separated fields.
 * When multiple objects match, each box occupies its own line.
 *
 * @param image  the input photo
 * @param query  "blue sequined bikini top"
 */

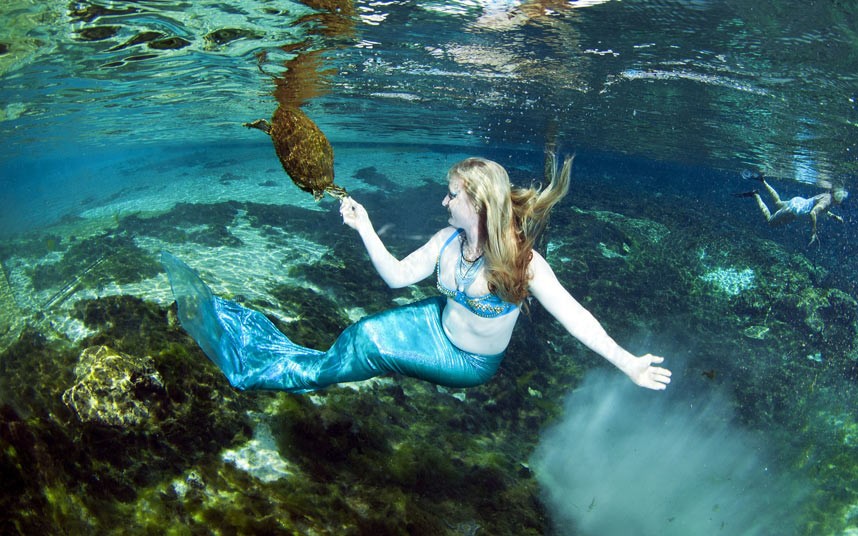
xmin=436 ymin=229 xmax=518 ymax=318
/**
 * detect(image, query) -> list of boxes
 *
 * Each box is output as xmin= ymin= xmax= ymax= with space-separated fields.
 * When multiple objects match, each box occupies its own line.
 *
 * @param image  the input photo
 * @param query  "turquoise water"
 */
xmin=1 ymin=1 xmax=857 ymax=534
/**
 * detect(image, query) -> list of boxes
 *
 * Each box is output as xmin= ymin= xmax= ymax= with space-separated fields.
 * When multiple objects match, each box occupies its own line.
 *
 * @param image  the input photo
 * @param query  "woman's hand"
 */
xmin=623 ymin=354 xmax=672 ymax=391
xmin=340 ymin=197 xmax=371 ymax=232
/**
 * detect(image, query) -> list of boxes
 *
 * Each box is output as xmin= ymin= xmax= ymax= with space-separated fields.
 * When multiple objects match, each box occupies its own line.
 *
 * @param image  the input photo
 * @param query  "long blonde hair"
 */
xmin=448 ymin=153 xmax=572 ymax=304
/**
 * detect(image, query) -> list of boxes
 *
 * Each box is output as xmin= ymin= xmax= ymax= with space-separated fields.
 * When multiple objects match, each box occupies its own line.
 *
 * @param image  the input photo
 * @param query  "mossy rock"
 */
xmin=62 ymin=345 xmax=166 ymax=429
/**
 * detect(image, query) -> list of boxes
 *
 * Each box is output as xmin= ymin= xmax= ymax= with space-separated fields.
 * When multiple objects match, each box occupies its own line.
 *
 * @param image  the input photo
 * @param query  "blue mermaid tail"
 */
xmin=160 ymin=252 xmax=504 ymax=393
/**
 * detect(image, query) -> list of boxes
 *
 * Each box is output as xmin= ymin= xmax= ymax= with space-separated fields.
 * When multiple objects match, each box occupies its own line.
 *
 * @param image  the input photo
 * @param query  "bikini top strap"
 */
xmin=439 ymin=228 xmax=462 ymax=259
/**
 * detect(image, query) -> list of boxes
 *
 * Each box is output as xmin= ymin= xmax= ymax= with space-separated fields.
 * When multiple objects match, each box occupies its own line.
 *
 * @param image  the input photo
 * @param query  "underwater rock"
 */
xmin=699 ymin=266 xmax=756 ymax=296
xmin=742 ymin=324 xmax=771 ymax=340
xmin=62 ymin=345 xmax=165 ymax=428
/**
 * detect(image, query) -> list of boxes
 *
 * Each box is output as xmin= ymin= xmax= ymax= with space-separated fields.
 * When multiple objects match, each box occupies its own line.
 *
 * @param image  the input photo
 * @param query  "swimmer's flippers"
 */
xmin=732 ymin=190 xmax=759 ymax=198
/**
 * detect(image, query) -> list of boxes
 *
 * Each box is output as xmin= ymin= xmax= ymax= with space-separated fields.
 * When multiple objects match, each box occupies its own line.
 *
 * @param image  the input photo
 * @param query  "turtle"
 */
xmin=244 ymin=105 xmax=348 ymax=201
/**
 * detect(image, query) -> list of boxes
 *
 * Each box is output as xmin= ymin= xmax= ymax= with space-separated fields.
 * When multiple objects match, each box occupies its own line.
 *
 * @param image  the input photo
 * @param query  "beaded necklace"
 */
xmin=455 ymin=236 xmax=484 ymax=292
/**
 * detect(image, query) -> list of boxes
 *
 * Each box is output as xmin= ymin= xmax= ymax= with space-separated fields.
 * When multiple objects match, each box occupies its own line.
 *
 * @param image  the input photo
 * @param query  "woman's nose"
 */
xmin=442 ymin=195 xmax=449 ymax=207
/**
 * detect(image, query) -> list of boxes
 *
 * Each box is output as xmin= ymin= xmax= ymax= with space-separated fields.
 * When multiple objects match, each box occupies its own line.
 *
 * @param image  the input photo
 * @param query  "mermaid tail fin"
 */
xmin=160 ymin=251 xmax=327 ymax=392
xmin=160 ymin=251 xmax=224 ymax=364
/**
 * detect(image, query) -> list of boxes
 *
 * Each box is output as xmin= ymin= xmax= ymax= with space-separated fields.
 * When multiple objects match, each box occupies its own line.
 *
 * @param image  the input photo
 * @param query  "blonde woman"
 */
xmin=163 ymin=155 xmax=671 ymax=392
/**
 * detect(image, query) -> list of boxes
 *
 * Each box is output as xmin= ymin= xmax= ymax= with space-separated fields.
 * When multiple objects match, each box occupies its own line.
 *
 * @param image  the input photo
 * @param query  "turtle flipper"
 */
xmin=243 ymin=119 xmax=272 ymax=135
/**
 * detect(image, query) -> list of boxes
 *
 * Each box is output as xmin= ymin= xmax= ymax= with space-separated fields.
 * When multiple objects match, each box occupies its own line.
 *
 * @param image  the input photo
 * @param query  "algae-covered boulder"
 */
xmin=62 ymin=345 xmax=166 ymax=428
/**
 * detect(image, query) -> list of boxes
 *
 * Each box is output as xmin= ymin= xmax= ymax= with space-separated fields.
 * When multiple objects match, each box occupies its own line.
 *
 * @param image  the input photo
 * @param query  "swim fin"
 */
xmin=732 ymin=190 xmax=759 ymax=198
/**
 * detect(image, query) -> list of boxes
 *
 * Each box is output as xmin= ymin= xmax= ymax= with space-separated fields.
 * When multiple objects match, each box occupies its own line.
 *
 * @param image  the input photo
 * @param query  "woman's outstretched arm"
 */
xmin=528 ymin=251 xmax=672 ymax=390
xmin=340 ymin=197 xmax=451 ymax=288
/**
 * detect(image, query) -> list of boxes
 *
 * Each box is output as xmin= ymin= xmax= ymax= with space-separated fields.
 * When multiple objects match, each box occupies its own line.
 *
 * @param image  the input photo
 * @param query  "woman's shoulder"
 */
xmin=421 ymin=227 xmax=460 ymax=257
xmin=527 ymin=249 xmax=553 ymax=278
xmin=432 ymin=226 xmax=460 ymax=244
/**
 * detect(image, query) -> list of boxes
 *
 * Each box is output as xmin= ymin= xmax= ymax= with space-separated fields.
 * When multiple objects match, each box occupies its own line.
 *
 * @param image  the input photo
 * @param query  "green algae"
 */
xmin=0 ymin=294 xmax=253 ymax=533
xmin=120 ymin=202 xmax=244 ymax=247
xmin=267 ymin=285 xmax=351 ymax=349
xmin=30 ymin=233 xmax=160 ymax=295
xmin=0 ymin=226 xmax=556 ymax=534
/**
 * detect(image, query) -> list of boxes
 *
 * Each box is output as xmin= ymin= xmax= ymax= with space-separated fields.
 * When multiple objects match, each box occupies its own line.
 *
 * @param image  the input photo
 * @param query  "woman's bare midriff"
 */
xmin=441 ymin=298 xmax=520 ymax=355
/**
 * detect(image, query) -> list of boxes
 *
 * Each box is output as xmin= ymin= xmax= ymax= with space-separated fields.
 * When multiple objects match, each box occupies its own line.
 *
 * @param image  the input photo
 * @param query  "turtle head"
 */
xmin=243 ymin=119 xmax=272 ymax=135
xmin=325 ymin=184 xmax=349 ymax=200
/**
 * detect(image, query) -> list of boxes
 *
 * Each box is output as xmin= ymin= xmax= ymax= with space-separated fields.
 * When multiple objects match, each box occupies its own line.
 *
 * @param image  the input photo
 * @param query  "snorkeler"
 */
xmin=735 ymin=169 xmax=847 ymax=245
xmin=162 ymin=155 xmax=671 ymax=394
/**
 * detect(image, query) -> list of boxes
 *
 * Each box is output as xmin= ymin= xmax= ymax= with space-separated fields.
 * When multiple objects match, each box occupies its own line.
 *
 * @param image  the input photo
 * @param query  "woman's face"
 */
xmin=443 ymin=176 xmax=479 ymax=230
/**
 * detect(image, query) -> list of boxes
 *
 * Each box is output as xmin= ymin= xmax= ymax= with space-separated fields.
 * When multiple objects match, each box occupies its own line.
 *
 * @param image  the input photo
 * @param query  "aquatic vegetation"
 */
xmin=534 ymin=195 xmax=858 ymax=533
xmin=73 ymin=295 xmax=173 ymax=353
xmin=121 ymin=202 xmax=244 ymax=247
xmin=29 ymin=233 xmax=160 ymax=295
xmin=581 ymin=207 xmax=671 ymax=245
xmin=0 ymin=328 xmax=78 ymax=419
xmin=0 ymin=215 xmax=559 ymax=534
xmin=268 ymin=285 xmax=351 ymax=349
xmin=1 ymin=187 xmax=857 ymax=533
xmin=0 ymin=294 xmax=254 ymax=533
xmin=0 ymin=260 xmax=23 ymax=353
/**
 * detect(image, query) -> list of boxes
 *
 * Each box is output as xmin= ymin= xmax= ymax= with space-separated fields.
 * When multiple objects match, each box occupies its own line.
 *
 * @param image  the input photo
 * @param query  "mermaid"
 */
xmin=162 ymin=155 xmax=671 ymax=393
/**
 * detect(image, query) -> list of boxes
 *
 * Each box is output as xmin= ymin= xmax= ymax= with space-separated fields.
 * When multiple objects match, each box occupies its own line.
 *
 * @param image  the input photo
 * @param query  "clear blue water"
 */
xmin=1 ymin=1 xmax=858 ymax=534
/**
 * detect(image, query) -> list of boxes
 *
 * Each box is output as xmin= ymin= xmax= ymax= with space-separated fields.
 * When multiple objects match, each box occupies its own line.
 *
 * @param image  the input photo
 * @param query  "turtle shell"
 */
xmin=268 ymin=105 xmax=347 ymax=200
